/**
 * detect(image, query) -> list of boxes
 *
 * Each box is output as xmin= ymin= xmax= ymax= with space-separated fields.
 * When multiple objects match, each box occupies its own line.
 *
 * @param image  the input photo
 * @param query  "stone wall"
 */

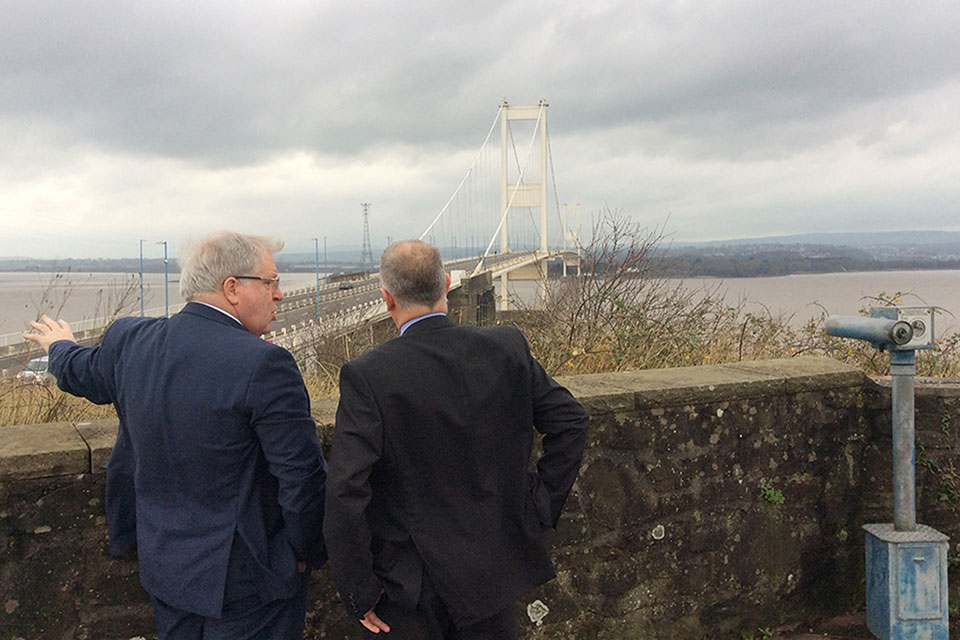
xmin=2 ymin=356 xmax=959 ymax=639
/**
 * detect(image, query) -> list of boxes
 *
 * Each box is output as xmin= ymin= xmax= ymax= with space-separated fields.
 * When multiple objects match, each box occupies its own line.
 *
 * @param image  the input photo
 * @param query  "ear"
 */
xmin=444 ymin=273 xmax=451 ymax=294
xmin=223 ymin=276 xmax=242 ymax=305
xmin=382 ymin=288 xmax=397 ymax=311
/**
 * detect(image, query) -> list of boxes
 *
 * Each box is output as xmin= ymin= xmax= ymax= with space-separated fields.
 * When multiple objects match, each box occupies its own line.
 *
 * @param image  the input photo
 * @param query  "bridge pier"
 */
xmin=447 ymin=272 xmax=495 ymax=326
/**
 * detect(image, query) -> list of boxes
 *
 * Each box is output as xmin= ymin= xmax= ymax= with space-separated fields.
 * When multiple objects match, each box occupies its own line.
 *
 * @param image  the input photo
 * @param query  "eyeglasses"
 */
xmin=233 ymin=275 xmax=281 ymax=289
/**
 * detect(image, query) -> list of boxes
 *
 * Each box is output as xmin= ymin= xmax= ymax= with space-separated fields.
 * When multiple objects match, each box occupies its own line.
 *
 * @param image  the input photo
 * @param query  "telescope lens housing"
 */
xmin=890 ymin=321 xmax=913 ymax=346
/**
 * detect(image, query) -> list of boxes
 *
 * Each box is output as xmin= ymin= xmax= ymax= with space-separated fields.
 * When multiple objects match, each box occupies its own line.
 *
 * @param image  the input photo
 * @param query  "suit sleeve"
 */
xmin=323 ymin=362 xmax=385 ymax=618
xmin=526 ymin=335 xmax=590 ymax=528
xmin=248 ymin=347 xmax=328 ymax=567
xmin=48 ymin=339 xmax=113 ymax=405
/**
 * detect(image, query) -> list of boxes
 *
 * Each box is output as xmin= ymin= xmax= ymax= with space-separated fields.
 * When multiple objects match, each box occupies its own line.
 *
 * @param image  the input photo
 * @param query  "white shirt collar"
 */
xmin=192 ymin=301 xmax=243 ymax=326
xmin=400 ymin=312 xmax=446 ymax=335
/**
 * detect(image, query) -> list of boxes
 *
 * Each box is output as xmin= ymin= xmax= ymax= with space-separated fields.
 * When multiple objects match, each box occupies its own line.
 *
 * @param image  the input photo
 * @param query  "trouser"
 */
xmin=149 ymin=574 xmax=308 ymax=640
xmin=362 ymin=574 xmax=518 ymax=640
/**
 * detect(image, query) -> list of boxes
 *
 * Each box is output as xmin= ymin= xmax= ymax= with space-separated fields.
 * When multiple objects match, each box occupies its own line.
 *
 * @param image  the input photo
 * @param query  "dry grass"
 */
xmin=0 ymin=379 xmax=117 ymax=427
xmin=0 ymin=371 xmax=340 ymax=428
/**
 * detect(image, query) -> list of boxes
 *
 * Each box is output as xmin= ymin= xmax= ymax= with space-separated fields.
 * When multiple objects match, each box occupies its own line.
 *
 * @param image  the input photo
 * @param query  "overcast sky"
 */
xmin=2 ymin=1 xmax=958 ymax=259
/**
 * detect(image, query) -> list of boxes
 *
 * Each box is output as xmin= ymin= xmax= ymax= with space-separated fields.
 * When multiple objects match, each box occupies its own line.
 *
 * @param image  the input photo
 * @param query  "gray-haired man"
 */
xmin=24 ymin=231 xmax=327 ymax=639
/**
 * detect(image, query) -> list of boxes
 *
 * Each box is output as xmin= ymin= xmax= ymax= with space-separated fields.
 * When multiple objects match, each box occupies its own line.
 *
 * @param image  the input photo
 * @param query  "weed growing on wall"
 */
xmin=759 ymin=479 xmax=785 ymax=505
xmin=740 ymin=627 xmax=773 ymax=640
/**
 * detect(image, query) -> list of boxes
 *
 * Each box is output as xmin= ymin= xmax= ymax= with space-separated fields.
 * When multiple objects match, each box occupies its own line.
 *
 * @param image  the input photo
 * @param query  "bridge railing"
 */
xmin=277 ymin=284 xmax=380 ymax=315
xmin=0 ymin=282 xmax=381 ymax=349
xmin=267 ymin=298 xmax=389 ymax=351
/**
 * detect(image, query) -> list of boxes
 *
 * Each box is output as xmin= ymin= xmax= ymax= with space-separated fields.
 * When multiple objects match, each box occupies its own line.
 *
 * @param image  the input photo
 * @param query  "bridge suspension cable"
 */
xmin=419 ymin=105 xmax=503 ymax=243
xmin=420 ymin=100 xmax=566 ymax=282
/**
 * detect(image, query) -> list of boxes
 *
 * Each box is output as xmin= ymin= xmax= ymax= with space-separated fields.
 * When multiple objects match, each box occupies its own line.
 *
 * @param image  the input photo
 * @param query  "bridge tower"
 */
xmin=499 ymin=99 xmax=549 ymax=310
xmin=499 ymin=99 xmax=548 ymax=255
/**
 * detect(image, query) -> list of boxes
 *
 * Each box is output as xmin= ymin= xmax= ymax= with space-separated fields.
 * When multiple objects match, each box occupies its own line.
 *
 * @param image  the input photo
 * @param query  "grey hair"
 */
xmin=379 ymin=240 xmax=446 ymax=308
xmin=179 ymin=231 xmax=283 ymax=300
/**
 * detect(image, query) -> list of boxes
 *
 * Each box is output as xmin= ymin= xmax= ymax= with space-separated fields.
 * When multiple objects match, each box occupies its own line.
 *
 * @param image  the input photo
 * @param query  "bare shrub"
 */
xmin=92 ymin=274 xmax=143 ymax=329
xmin=512 ymin=207 xmax=798 ymax=376
xmin=292 ymin=317 xmax=398 ymax=399
xmin=1 ymin=273 xmax=158 ymax=426
xmin=512 ymin=209 xmax=960 ymax=379
xmin=24 ymin=270 xmax=141 ymax=340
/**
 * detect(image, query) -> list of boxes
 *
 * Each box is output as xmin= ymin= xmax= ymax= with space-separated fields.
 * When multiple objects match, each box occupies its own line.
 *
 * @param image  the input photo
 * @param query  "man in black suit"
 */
xmin=324 ymin=240 xmax=589 ymax=638
xmin=23 ymin=231 xmax=326 ymax=639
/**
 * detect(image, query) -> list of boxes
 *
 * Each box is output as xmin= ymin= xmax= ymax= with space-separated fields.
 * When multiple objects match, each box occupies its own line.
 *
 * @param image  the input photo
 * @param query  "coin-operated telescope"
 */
xmin=826 ymin=306 xmax=947 ymax=640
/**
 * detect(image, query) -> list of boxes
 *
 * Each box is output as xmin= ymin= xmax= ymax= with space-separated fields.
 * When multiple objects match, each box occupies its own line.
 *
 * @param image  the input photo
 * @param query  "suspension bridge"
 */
xmin=1 ymin=100 xmax=580 ymax=373
xmin=267 ymin=99 xmax=581 ymax=351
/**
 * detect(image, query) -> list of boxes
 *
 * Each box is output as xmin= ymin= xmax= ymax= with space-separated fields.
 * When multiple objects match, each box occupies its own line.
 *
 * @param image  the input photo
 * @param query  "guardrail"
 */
xmin=276 ymin=283 xmax=379 ymax=316
xmin=0 ymin=284 xmax=378 ymax=349
xmin=267 ymin=298 xmax=389 ymax=351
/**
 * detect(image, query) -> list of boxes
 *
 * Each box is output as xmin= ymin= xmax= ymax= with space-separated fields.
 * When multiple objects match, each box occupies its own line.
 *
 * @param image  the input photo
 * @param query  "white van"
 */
xmin=17 ymin=355 xmax=52 ymax=384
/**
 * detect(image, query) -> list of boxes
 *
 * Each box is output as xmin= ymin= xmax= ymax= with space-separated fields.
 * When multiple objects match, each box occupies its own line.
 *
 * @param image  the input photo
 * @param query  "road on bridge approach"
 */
xmin=0 ymin=279 xmax=384 ymax=376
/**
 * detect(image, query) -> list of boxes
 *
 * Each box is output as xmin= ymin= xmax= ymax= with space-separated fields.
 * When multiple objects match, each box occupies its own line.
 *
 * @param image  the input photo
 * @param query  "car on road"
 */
xmin=338 ymin=281 xmax=355 ymax=290
xmin=17 ymin=355 xmax=53 ymax=384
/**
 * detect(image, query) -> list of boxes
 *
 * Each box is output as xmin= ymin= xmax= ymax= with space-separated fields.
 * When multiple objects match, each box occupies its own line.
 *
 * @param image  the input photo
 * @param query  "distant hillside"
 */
xmin=653 ymin=230 xmax=960 ymax=277
xmin=687 ymin=230 xmax=960 ymax=248
xmin=3 ymin=231 xmax=959 ymax=278
xmin=0 ymin=251 xmax=367 ymax=274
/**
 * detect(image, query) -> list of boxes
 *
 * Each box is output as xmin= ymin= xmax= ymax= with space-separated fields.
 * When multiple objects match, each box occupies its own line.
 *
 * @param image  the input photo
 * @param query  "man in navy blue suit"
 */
xmin=23 ymin=231 xmax=327 ymax=639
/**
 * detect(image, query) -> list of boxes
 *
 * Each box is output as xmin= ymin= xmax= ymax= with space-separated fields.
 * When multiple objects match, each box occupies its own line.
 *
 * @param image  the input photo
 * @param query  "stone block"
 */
xmin=3 ymin=473 xmax=102 ymax=534
xmin=76 ymin=603 xmax=157 ymax=639
xmin=1 ymin=530 xmax=82 ymax=638
xmin=0 ymin=422 xmax=89 ymax=480
xmin=75 ymin=417 xmax=119 ymax=473
xmin=559 ymin=374 xmax=636 ymax=414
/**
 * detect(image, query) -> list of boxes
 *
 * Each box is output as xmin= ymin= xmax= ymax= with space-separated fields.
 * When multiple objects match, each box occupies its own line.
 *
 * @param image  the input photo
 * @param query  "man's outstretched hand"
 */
xmin=23 ymin=315 xmax=76 ymax=354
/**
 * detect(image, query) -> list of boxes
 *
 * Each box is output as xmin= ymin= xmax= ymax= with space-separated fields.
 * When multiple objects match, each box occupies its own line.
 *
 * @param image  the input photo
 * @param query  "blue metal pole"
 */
xmin=890 ymin=349 xmax=917 ymax=531
xmin=139 ymin=239 xmax=144 ymax=317
xmin=314 ymin=237 xmax=320 ymax=322
xmin=162 ymin=241 xmax=169 ymax=318
xmin=323 ymin=236 xmax=327 ymax=285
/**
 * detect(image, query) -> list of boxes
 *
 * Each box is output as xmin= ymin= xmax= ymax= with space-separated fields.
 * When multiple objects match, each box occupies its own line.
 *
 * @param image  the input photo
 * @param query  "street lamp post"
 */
xmin=157 ymin=241 xmax=169 ymax=318
xmin=313 ymin=237 xmax=320 ymax=323
xmin=139 ymin=239 xmax=145 ymax=317
xmin=323 ymin=236 xmax=327 ymax=285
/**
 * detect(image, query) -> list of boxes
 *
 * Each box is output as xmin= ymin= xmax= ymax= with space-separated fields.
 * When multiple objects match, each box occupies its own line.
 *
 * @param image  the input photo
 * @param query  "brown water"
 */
xmin=4 ymin=269 xmax=959 ymax=339
xmin=505 ymin=270 xmax=960 ymax=337
xmin=679 ymin=270 xmax=960 ymax=336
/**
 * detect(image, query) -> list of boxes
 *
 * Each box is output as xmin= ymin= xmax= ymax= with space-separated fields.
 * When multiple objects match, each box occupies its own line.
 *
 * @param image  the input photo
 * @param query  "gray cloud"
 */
xmin=1 ymin=0 xmax=959 ymax=257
